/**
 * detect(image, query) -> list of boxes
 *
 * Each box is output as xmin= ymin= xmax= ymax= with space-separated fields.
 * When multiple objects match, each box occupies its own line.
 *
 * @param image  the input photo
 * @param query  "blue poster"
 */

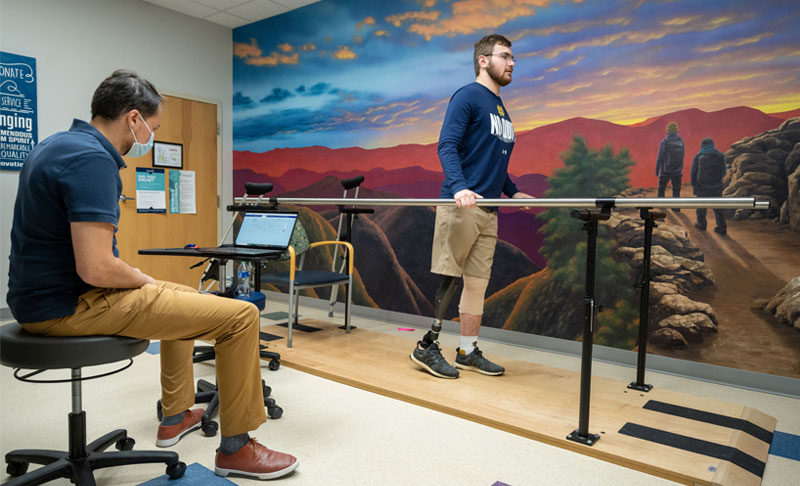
xmin=169 ymin=169 xmax=181 ymax=213
xmin=0 ymin=51 xmax=37 ymax=170
xmin=135 ymin=167 xmax=166 ymax=213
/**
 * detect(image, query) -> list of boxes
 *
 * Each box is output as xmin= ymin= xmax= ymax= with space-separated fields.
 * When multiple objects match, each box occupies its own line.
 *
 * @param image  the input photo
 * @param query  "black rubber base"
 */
xmin=276 ymin=322 xmax=322 ymax=332
xmin=627 ymin=382 xmax=653 ymax=392
xmin=566 ymin=429 xmax=600 ymax=446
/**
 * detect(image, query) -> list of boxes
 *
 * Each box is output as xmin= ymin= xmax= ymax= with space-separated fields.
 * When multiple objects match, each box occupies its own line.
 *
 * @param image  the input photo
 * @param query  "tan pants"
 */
xmin=430 ymin=206 xmax=498 ymax=279
xmin=20 ymin=281 xmax=267 ymax=437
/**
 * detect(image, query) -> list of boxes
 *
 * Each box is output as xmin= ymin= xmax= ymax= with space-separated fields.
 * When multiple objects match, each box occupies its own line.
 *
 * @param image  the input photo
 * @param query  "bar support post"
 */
xmin=566 ymin=207 xmax=609 ymax=446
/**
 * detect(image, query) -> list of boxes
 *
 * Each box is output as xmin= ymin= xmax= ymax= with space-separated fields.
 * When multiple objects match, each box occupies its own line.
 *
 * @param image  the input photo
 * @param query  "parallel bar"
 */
xmin=236 ymin=196 xmax=767 ymax=210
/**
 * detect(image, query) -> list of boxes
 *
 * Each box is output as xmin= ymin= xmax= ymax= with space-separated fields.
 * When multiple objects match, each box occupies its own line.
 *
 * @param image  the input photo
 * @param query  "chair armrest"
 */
xmin=308 ymin=241 xmax=354 ymax=275
xmin=286 ymin=245 xmax=297 ymax=281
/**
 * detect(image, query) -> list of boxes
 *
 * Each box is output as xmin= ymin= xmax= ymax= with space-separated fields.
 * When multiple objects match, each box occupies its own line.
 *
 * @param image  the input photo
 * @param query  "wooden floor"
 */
xmin=261 ymin=321 xmax=776 ymax=486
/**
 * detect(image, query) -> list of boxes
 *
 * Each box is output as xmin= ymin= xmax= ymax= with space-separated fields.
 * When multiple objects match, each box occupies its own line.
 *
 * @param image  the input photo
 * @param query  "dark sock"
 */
xmin=161 ymin=411 xmax=186 ymax=427
xmin=219 ymin=432 xmax=251 ymax=455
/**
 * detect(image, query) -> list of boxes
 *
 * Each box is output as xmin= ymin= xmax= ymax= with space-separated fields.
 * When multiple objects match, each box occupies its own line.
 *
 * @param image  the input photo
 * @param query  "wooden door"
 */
xmin=117 ymin=95 xmax=218 ymax=288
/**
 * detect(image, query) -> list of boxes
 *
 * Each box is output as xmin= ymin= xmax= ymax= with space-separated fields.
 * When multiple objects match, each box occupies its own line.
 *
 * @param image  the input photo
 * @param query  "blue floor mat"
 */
xmin=138 ymin=462 xmax=236 ymax=485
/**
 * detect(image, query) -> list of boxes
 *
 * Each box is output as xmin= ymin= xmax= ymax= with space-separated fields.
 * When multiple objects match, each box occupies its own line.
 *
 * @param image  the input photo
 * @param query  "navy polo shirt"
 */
xmin=7 ymin=119 xmax=126 ymax=323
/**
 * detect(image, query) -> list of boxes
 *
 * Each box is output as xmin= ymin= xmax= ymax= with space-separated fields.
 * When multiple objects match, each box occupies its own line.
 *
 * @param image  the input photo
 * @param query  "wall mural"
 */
xmin=233 ymin=0 xmax=800 ymax=379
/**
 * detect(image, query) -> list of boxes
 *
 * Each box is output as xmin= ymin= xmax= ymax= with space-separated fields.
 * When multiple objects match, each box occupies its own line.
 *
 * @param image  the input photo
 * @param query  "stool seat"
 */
xmin=0 ymin=324 xmax=149 ymax=370
xmin=233 ymin=290 xmax=266 ymax=312
xmin=0 ymin=322 xmax=185 ymax=484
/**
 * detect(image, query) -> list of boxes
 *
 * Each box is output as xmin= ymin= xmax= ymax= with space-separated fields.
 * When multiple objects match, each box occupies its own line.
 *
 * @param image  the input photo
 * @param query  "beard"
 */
xmin=487 ymin=59 xmax=512 ymax=86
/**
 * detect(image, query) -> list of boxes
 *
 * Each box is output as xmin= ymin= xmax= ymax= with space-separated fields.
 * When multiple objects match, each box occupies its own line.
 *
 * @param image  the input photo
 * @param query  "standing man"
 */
xmin=7 ymin=70 xmax=298 ymax=480
xmin=655 ymin=121 xmax=685 ymax=211
xmin=691 ymin=137 xmax=728 ymax=235
xmin=410 ymin=34 xmax=533 ymax=379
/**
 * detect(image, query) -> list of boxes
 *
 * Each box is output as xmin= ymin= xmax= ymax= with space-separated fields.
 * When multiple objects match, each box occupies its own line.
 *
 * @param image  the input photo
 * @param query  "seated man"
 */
xmin=6 ymin=70 xmax=298 ymax=480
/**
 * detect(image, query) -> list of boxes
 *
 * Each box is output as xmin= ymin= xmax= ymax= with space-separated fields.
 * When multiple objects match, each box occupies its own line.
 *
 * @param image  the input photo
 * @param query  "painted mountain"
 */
xmin=234 ymin=106 xmax=792 ymax=268
xmin=235 ymin=106 xmax=793 ymax=190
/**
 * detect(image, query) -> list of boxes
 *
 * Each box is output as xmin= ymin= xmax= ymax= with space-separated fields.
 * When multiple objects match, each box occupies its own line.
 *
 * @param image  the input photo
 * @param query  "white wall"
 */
xmin=0 ymin=0 xmax=234 ymax=311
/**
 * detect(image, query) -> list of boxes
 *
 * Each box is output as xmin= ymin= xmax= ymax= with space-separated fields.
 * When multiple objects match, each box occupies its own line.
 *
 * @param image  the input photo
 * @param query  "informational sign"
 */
xmin=135 ymin=167 xmax=166 ymax=213
xmin=154 ymin=141 xmax=183 ymax=168
xmin=168 ymin=169 xmax=197 ymax=214
xmin=0 ymin=51 xmax=37 ymax=170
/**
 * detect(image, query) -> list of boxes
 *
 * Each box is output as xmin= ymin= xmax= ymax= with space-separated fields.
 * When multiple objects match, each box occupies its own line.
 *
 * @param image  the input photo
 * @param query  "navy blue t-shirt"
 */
xmin=438 ymin=82 xmax=518 ymax=200
xmin=7 ymin=119 xmax=126 ymax=323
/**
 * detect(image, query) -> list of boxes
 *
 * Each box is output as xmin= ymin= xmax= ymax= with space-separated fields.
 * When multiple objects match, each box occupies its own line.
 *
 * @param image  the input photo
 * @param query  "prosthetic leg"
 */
xmin=419 ymin=276 xmax=459 ymax=348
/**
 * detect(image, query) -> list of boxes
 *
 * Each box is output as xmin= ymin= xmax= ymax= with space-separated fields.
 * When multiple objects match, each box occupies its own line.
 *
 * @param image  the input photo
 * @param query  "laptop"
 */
xmin=194 ymin=212 xmax=298 ymax=257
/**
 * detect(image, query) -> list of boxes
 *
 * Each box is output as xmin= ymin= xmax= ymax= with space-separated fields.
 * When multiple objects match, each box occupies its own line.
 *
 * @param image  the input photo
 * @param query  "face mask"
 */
xmin=125 ymin=116 xmax=154 ymax=157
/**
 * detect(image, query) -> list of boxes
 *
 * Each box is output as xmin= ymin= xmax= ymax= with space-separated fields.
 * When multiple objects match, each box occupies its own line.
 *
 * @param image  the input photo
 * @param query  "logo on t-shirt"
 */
xmin=497 ymin=105 xmax=505 ymax=117
xmin=490 ymin=113 xmax=515 ymax=143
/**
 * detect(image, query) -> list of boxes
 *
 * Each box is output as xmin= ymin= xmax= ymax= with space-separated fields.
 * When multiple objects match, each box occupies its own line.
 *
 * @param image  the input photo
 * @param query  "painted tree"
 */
xmin=539 ymin=136 xmax=638 ymax=348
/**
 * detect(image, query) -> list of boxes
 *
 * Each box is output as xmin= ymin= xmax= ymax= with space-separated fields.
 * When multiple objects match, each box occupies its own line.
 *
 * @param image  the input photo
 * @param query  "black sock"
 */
xmin=161 ymin=411 xmax=185 ymax=426
xmin=219 ymin=432 xmax=251 ymax=455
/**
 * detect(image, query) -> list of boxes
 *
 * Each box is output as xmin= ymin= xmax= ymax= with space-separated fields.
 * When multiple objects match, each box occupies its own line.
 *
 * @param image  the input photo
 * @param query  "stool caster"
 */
xmin=116 ymin=436 xmax=135 ymax=451
xmin=166 ymin=461 xmax=187 ymax=479
xmin=202 ymin=419 xmax=219 ymax=437
xmin=6 ymin=460 xmax=28 ymax=477
xmin=261 ymin=379 xmax=271 ymax=397
xmin=268 ymin=405 xmax=283 ymax=419
xmin=269 ymin=359 xmax=280 ymax=371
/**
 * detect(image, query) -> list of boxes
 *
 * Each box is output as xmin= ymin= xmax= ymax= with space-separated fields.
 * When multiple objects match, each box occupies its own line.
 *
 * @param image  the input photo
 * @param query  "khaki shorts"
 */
xmin=430 ymin=205 xmax=498 ymax=279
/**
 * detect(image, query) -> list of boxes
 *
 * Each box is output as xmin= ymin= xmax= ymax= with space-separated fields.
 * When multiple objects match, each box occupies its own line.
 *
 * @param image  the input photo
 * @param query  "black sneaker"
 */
xmin=410 ymin=341 xmax=459 ymax=379
xmin=713 ymin=227 xmax=727 ymax=235
xmin=455 ymin=346 xmax=505 ymax=376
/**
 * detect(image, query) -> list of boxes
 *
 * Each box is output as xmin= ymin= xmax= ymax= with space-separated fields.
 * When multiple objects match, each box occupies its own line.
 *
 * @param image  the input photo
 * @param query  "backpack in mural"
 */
xmin=663 ymin=137 xmax=685 ymax=174
xmin=696 ymin=151 xmax=726 ymax=188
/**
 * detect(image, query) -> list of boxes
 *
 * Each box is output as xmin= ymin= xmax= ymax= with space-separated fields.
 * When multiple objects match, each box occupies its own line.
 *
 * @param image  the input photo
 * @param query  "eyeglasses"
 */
xmin=486 ymin=53 xmax=516 ymax=63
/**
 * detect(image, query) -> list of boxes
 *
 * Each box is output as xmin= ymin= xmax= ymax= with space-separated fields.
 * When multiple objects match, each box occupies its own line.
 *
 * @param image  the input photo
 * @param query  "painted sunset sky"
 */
xmin=232 ymin=0 xmax=800 ymax=153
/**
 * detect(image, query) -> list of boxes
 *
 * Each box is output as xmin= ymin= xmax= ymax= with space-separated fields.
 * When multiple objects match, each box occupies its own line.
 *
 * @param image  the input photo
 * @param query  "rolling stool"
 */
xmin=155 ymin=291 xmax=283 ymax=434
xmin=0 ymin=322 xmax=186 ymax=485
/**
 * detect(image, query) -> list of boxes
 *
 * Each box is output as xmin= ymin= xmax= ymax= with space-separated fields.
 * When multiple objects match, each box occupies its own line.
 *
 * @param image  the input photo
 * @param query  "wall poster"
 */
xmin=136 ymin=167 xmax=166 ymax=214
xmin=0 ymin=51 xmax=37 ymax=170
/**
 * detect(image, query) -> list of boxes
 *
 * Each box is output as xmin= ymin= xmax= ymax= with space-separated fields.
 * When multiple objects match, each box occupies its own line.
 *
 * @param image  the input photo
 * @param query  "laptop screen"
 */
xmin=235 ymin=212 xmax=298 ymax=248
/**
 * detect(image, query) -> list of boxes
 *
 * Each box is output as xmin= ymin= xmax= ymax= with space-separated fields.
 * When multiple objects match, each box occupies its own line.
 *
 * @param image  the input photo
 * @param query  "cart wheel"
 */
xmin=115 ymin=437 xmax=135 ymax=451
xmin=7 ymin=461 xmax=28 ymax=477
xmin=202 ymin=420 xmax=219 ymax=437
xmin=166 ymin=461 xmax=187 ymax=479
xmin=268 ymin=406 xmax=283 ymax=419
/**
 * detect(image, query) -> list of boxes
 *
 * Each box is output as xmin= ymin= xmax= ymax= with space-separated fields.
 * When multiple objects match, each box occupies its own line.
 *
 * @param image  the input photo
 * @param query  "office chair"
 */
xmin=0 ymin=322 xmax=186 ymax=485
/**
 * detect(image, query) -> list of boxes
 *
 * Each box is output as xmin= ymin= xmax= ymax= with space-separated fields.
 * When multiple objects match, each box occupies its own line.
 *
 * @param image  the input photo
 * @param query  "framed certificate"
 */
xmin=152 ymin=141 xmax=183 ymax=169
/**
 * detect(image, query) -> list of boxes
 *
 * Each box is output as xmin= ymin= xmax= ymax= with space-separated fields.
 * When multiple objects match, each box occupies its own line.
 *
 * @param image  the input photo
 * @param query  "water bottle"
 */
xmin=236 ymin=261 xmax=251 ymax=297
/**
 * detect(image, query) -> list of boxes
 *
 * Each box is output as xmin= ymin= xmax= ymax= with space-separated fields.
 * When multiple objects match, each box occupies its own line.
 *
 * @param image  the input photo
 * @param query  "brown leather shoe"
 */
xmin=215 ymin=438 xmax=298 ymax=480
xmin=156 ymin=408 xmax=204 ymax=447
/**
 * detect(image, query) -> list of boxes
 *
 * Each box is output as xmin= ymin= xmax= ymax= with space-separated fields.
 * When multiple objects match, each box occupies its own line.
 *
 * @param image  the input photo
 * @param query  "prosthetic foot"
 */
xmin=410 ymin=276 xmax=459 ymax=378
